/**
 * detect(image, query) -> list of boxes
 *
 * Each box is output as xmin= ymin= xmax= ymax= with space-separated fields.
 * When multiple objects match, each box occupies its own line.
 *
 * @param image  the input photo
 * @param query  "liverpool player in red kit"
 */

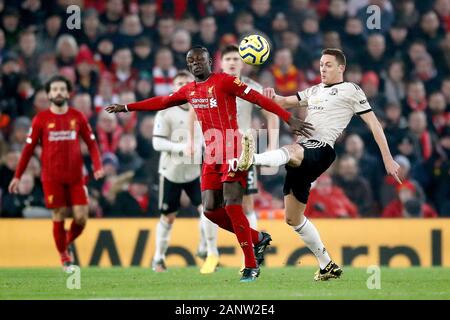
xmin=9 ymin=76 xmax=104 ymax=272
xmin=106 ymin=47 xmax=313 ymax=282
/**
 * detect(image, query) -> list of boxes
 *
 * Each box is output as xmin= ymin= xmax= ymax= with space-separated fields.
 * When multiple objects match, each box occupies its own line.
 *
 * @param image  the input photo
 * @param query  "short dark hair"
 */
xmin=322 ymin=48 xmax=346 ymax=66
xmin=174 ymin=70 xmax=194 ymax=79
xmin=45 ymin=75 xmax=72 ymax=93
xmin=221 ymin=44 xmax=239 ymax=58
xmin=188 ymin=45 xmax=210 ymax=58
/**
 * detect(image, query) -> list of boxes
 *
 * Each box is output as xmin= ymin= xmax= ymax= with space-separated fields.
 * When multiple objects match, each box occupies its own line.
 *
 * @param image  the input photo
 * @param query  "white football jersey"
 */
xmin=236 ymin=76 xmax=263 ymax=132
xmin=297 ymin=82 xmax=372 ymax=147
xmin=153 ymin=105 xmax=202 ymax=183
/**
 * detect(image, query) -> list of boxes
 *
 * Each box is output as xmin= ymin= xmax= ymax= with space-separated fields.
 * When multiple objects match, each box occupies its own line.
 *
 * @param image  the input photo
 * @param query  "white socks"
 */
xmin=253 ymin=147 xmax=290 ymax=167
xmin=246 ymin=211 xmax=258 ymax=229
xmin=200 ymin=211 xmax=219 ymax=256
xmin=154 ymin=217 xmax=173 ymax=262
xmin=293 ymin=217 xmax=331 ymax=269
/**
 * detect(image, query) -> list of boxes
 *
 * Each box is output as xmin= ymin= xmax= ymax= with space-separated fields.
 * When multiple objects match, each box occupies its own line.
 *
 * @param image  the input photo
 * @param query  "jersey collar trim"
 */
xmin=324 ymin=81 xmax=344 ymax=88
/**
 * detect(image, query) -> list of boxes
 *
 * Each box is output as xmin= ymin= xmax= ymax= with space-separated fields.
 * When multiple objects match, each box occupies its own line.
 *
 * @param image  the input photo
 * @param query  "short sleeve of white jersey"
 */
xmin=296 ymin=85 xmax=318 ymax=103
xmin=153 ymin=111 xmax=170 ymax=138
xmin=350 ymin=83 xmax=372 ymax=115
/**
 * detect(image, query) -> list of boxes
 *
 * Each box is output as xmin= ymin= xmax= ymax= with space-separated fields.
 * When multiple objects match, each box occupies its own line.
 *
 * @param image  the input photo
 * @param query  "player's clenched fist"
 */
xmin=105 ymin=103 xmax=127 ymax=113
xmin=287 ymin=115 xmax=314 ymax=138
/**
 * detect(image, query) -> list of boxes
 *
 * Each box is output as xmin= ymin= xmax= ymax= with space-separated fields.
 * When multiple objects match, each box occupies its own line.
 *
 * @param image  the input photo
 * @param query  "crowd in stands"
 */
xmin=0 ymin=0 xmax=449 ymax=218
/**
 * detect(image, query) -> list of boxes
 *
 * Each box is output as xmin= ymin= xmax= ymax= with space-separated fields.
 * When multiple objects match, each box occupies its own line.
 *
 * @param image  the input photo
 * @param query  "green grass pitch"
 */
xmin=1 ymin=267 xmax=449 ymax=300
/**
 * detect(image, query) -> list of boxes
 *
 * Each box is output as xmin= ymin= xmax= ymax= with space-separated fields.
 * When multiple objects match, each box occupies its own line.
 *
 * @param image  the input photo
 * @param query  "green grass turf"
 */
xmin=0 ymin=267 xmax=449 ymax=300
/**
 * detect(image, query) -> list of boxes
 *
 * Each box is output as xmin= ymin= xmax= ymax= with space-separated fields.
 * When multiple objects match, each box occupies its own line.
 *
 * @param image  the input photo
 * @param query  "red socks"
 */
xmin=204 ymin=208 xmax=261 ymax=245
xmin=66 ymin=220 xmax=85 ymax=245
xmin=224 ymin=204 xmax=257 ymax=268
xmin=52 ymin=221 xmax=67 ymax=254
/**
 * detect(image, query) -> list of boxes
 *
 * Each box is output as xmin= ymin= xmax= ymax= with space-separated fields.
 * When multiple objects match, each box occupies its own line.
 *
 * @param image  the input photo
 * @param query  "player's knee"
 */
xmin=164 ymin=213 xmax=176 ymax=224
xmin=74 ymin=215 xmax=87 ymax=226
xmin=284 ymin=144 xmax=304 ymax=167
xmin=285 ymin=216 xmax=296 ymax=226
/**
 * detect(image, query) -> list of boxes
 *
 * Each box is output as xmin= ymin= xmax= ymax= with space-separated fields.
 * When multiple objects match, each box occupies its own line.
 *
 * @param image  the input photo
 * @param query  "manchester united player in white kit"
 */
xmin=237 ymin=48 xmax=402 ymax=280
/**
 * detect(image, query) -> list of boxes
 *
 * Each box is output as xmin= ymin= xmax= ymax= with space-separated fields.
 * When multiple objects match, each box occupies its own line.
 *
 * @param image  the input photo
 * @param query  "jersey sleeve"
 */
xmin=296 ymin=85 xmax=317 ymax=103
xmin=79 ymin=113 xmax=102 ymax=172
xmin=14 ymin=115 xmax=42 ymax=179
xmin=153 ymin=111 xmax=171 ymax=138
xmin=221 ymin=74 xmax=291 ymax=123
xmin=350 ymin=83 xmax=372 ymax=115
xmin=127 ymin=86 xmax=189 ymax=111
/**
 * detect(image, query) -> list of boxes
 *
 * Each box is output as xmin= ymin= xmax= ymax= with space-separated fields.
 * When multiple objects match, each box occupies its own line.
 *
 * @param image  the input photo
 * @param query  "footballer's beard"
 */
xmin=50 ymin=96 xmax=68 ymax=107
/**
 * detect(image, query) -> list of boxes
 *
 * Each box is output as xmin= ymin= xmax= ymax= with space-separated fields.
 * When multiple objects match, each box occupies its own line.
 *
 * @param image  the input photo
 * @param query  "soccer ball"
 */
xmin=238 ymin=35 xmax=270 ymax=65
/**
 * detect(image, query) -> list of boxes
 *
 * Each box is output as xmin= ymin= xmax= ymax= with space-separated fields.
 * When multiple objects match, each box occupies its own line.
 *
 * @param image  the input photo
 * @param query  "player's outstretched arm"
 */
xmin=106 ymin=88 xmax=189 ymax=113
xmin=262 ymin=88 xmax=306 ymax=109
xmin=360 ymin=111 xmax=401 ymax=184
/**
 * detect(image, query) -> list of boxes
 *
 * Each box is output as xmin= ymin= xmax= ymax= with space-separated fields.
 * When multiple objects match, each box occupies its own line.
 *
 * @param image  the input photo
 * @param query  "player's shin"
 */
xmin=154 ymin=215 xmax=174 ymax=262
xmin=200 ymin=211 xmax=219 ymax=257
xmin=293 ymin=217 xmax=331 ymax=269
xmin=52 ymin=220 xmax=67 ymax=254
xmin=253 ymin=147 xmax=290 ymax=167
xmin=224 ymin=204 xmax=257 ymax=268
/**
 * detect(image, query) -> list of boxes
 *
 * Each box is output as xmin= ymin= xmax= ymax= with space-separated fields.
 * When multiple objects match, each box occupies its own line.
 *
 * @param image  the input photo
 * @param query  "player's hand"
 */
xmin=287 ymin=115 xmax=314 ymax=137
xmin=385 ymin=158 xmax=402 ymax=184
xmin=105 ymin=104 xmax=127 ymax=113
xmin=94 ymin=169 xmax=105 ymax=180
xmin=8 ymin=178 xmax=20 ymax=194
xmin=263 ymin=87 xmax=276 ymax=100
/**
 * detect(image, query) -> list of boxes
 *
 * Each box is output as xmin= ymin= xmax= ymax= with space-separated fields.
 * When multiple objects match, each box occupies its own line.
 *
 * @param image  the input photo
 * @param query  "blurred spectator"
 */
xmin=72 ymin=93 xmax=93 ymax=121
xmin=320 ymin=0 xmax=347 ymax=36
xmin=412 ymin=53 xmax=441 ymax=93
xmin=441 ymin=77 xmax=450 ymax=108
xmin=207 ymin=0 xmax=236 ymax=36
xmin=332 ymin=154 xmax=375 ymax=216
xmin=322 ymin=30 xmax=342 ymax=49
xmin=116 ymin=134 xmax=143 ymax=174
xmin=110 ymin=174 xmax=156 ymax=217
xmin=9 ymin=117 xmax=30 ymax=152
xmin=281 ymin=30 xmax=311 ymax=70
xmin=271 ymin=12 xmax=289 ymax=48
xmin=152 ymin=47 xmax=176 ymax=96
xmin=1 ymin=172 xmax=46 ymax=218
xmin=32 ymin=88 xmax=50 ymax=114
xmin=94 ymin=73 xmax=119 ymax=110
xmin=193 ymin=16 xmax=219 ymax=56
xmin=250 ymin=0 xmax=273 ymax=36
xmin=2 ymin=7 xmax=21 ymax=48
xmin=344 ymin=64 xmax=363 ymax=85
xmin=305 ymin=174 xmax=359 ymax=218
xmin=383 ymin=59 xmax=406 ymax=105
xmin=416 ymin=10 xmax=445 ymax=56
xmin=135 ymin=72 xmax=153 ymax=101
xmin=427 ymin=92 xmax=450 ymax=135
xmin=132 ymin=37 xmax=153 ymax=71
xmin=344 ymin=133 xmax=384 ymax=203
xmin=138 ymin=0 xmax=158 ymax=37
xmin=435 ymin=0 xmax=450 ymax=32
xmin=342 ymin=17 xmax=365 ymax=62
xmin=16 ymin=30 xmax=40 ymax=80
xmin=395 ymin=0 xmax=420 ymax=29
xmin=263 ymin=48 xmax=307 ymax=96
xmin=359 ymin=34 xmax=388 ymax=74
xmin=171 ymin=29 xmax=192 ymax=70
xmin=154 ymin=16 xmax=176 ymax=47
xmin=20 ymin=0 xmax=47 ymax=29
xmin=0 ymin=151 xmax=19 ymax=196
xmin=95 ymin=36 xmax=115 ymax=71
xmin=300 ymin=15 xmax=322 ymax=55
xmin=360 ymin=71 xmax=386 ymax=113
xmin=37 ymin=13 xmax=62 ymax=54
xmin=402 ymin=79 xmax=428 ymax=118
xmin=286 ymin=0 xmax=317 ymax=34
xmin=406 ymin=111 xmax=435 ymax=162
xmin=96 ymin=110 xmax=123 ymax=154
xmin=385 ymin=22 xmax=409 ymax=59
xmin=75 ymin=45 xmax=98 ymax=98
xmin=77 ymin=8 xmax=105 ymax=51
xmin=112 ymin=47 xmax=138 ymax=93
xmin=382 ymin=181 xmax=437 ymax=218
xmin=99 ymin=0 xmax=124 ymax=34
xmin=429 ymin=128 xmax=450 ymax=216
xmin=379 ymin=154 xmax=425 ymax=208
xmin=233 ymin=11 xmax=255 ymax=38
xmin=56 ymin=34 xmax=78 ymax=67
xmin=384 ymin=102 xmax=408 ymax=152
xmin=116 ymin=91 xmax=138 ymax=133
xmin=115 ymin=14 xmax=143 ymax=48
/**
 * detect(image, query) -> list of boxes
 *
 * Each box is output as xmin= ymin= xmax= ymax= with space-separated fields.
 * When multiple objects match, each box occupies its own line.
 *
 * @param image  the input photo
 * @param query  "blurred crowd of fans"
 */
xmin=0 ymin=0 xmax=449 ymax=219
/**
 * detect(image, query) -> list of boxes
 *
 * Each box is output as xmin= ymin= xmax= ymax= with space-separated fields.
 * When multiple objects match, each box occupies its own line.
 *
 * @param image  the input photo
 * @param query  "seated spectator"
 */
xmin=360 ymin=71 xmax=386 ymax=114
xmin=383 ymin=59 xmax=406 ymax=105
xmin=111 ymin=47 xmax=138 ymax=94
xmin=116 ymin=134 xmax=143 ymax=174
xmin=132 ymin=37 xmax=153 ymax=72
xmin=427 ymin=92 xmax=450 ymax=135
xmin=401 ymin=79 xmax=428 ymax=118
xmin=72 ymin=93 xmax=93 ymax=121
xmin=171 ymin=29 xmax=192 ymax=70
xmin=1 ymin=173 xmax=46 ymax=218
xmin=96 ymin=110 xmax=123 ymax=154
xmin=152 ymin=47 xmax=176 ymax=96
xmin=74 ymin=45 xmax=99 ymax=98
xmin=0 ymin=151 xmax=19 ymax=196
xmin=382 ymin=181 xmax=438 ymax=218
xmin=110 ymin=175 xmax=157 ymax=217
xmin=9 ymin=117 xmax=31 ymax=152
xmin=55 ymin=34 xmax=78 ymax=68
xmin=193 ymin=16 xmax=219 ymax=56
xmin=135 ymin=72 xmax=153 ymax=101
xmin=115 ymin=14 xmax=143 ymax=48
xmin=305 ymin=174 xmax=359 ymax=219
xmin=380 ymin=154 xmax=425 ymax=209
xmin=332 ymin=154 xmax=375 ymax=216
xmin=406 ymin=111 xmax=436 ymax=162
xmin=116 ymin=91 xmax=137 ymax=133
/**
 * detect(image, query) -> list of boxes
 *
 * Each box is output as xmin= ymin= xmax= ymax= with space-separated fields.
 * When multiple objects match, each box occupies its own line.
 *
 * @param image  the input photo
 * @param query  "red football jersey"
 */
xmin=128 ymin=72 xmax=291 ymax=162
xmin=15 ymin=108 xmax=102 ymax=183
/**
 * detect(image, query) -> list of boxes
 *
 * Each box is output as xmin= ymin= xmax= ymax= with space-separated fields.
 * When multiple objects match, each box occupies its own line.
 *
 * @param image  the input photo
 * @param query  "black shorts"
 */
xmin=245 ymin=165 xmax=258 ymax=195
xmin=283 ymin=140 xmax=336 ymax=204
xmin=159 ymin=176 xmax=202 ymax=214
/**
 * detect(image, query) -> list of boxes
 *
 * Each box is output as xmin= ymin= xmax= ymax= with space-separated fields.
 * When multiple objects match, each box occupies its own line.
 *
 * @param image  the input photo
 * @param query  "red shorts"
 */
xmin=201 ymin=162 xmax=248 ymax=191
xmin=42 ymin=180 xmax=88 ymax=209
